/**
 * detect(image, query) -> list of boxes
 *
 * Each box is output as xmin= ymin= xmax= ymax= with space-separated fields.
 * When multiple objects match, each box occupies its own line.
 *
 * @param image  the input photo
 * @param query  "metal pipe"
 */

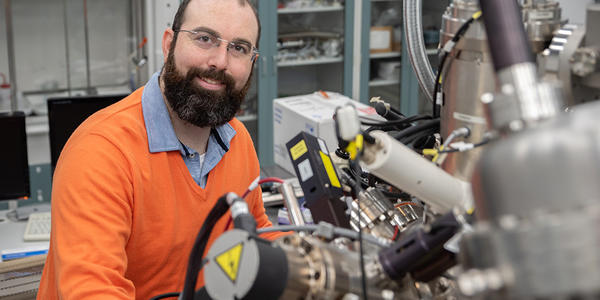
xmin=278 ymin=182 xmax=305 ymax=225
xmin=4 ymin=0 xmax=18 ymax=112
xmin=403 ymin=0 xmax=435 ymax=103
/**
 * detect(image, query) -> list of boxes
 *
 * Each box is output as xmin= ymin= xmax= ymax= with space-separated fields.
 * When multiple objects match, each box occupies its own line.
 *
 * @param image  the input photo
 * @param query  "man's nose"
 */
xmin=206 ymin=43 xmax=229 ymax=70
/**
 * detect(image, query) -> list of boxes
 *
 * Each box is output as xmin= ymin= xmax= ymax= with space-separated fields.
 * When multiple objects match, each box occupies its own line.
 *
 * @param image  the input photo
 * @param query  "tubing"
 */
xmin=404 ymin=0 xmax=435 ymax=102
xmin=278 ymin=182 xmax=305 ymax=226
xmin=479 ymin=0 xmax=534 ymax=71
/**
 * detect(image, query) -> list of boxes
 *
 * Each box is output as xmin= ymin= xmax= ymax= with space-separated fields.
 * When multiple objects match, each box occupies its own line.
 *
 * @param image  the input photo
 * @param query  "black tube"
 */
xmin=374 ymin=102 xmax=404 ymax=121
xmin=479 ymin=0 xmax=534 ymax=71
xmin=181 ymin=195 xmax=230 ymax=300
xmin=194 ymin=287 xmax=211 ymax=300
xmin=378 ymin=212 xmax=460 ymax=280
xmin=391 ymin=119 xmax=440 ymax=141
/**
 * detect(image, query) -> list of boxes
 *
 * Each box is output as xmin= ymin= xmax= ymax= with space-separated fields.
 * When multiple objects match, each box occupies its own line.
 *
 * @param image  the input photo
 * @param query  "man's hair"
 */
xmin=171 ymin=0 xmax=261 ymax=48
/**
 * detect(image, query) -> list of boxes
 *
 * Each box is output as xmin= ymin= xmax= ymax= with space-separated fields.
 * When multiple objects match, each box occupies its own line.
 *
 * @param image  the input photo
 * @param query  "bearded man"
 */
xmin=37 ymin=1 xmax=281 ymax=299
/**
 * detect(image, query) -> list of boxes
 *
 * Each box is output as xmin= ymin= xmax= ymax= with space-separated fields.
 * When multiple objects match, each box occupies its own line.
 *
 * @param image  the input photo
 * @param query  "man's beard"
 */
xmin=162 ymin=52 xmax=252 ymax=128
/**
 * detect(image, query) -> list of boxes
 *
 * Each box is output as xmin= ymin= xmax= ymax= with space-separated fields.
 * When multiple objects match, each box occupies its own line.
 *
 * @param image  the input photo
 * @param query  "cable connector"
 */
xmin=227 ymin=194 xmax=257 ymax=234
xmin=335 ymin=104 xmax=361 ymax=142
xmin=314 ymin=221 xmax=336 ymax=240
xmin=449 ymin=141 xmax=475 ymax=152
xmin=442 ymin=40 xmax=456 ymax=54
xmin=454 ymin=127 xmax=471 ymax=139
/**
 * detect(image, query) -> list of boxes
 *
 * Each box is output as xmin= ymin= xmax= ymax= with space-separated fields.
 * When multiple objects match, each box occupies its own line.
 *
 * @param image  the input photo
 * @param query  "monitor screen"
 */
xmin=0 ymin=111 xmax=30 ymax=201
xmin=47 ymin=94 xmax=126 ymax=172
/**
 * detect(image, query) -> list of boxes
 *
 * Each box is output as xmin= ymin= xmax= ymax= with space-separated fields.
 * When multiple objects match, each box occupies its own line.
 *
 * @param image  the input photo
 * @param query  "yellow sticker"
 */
xmin=320 ymin=151 xmax=341 ymax=188
xmin=215 ymin=242 xmax=243 ymax=283
xmin=290 ymin=140 xmax=308 ymax=161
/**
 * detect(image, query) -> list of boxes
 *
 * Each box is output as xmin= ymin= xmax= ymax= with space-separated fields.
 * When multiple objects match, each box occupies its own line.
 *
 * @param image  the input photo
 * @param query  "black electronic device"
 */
xmin=0 ymin=111 xmax=30 ymax=201
xmin=47 ymin=94 xmax=126 ymax=172
xmin=285 ymin=131 xmax=350 ymax=228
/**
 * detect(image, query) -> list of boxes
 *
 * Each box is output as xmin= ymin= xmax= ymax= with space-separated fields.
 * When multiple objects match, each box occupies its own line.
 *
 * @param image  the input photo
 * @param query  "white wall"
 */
xmin=558 ymin=0 xmax=594 ymax=24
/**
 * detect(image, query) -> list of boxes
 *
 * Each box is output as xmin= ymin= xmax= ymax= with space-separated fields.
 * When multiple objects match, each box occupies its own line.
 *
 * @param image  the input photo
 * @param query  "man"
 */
xmin=37 ymin=0 xmax=280 ymax=299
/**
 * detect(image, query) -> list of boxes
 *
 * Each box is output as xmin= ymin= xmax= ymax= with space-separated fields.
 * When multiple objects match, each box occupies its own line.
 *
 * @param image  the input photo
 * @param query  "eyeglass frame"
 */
xmin=174 ymin=29 xmax=259 ymax=62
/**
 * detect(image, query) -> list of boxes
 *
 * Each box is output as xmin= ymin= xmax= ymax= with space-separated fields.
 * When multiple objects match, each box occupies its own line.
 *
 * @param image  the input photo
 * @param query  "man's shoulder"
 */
xmin=228 ymin=117 xmax=250 ymax=140
xmin=72 ymin=88 xmax=147 ymax=145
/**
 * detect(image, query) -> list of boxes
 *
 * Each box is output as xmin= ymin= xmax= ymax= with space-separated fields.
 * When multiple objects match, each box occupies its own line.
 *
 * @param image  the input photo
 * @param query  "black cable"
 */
xmin=352 ymin=150 xmax=368 ymax=300
xmin=374 ymin=102 xmax=404 ymax=121
xmin=432 ymin=51 xmax=448 ymax=118
xmin=362 ymin=131 xmax=376 ymax=144
xmin=401 ymin=127 xmax=439 ymax=148
xmin=380 ymin=190 xmax=411 ymax=201
xmin=433 ymin=14 xmax=480 ymax=118
xmin=149 ymin=292 xmax=180 ymax=300
xmin=180 ymin=195 xmax=230 ymax=300
xmin=391 ymin=119 xmax=440 ymax=141
xmin=406 ymin=128 xmax=438 ymax=150
xmin=360 ymin=114 xmax=432 ymax=127
xmin=389 ymin=105 xmax=405 ymax=117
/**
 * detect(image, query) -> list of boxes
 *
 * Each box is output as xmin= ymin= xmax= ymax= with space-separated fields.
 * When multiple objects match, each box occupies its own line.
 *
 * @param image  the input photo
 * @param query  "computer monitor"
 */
xmin=47 ymin=94 xmax=126 ymax=172
xmin=0 ymin=111 xmax=30 ymax=201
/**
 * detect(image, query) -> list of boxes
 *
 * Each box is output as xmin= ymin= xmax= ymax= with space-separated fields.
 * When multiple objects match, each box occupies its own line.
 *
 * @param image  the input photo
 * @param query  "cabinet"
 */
xmin=256 ymin=0 xmax=355 ymax=166
xmin=359 ymin=0 xmax=446 ymax=115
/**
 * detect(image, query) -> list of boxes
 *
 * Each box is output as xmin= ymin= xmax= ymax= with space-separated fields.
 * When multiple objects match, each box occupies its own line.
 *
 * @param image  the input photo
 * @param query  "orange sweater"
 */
xmin=37 ymin=88 xmax=279 ymax=299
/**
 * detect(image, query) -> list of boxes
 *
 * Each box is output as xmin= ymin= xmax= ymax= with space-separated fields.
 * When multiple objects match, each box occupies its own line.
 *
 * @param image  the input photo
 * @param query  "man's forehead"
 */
xmin=182 ymin=0 xmax=258 ymax=43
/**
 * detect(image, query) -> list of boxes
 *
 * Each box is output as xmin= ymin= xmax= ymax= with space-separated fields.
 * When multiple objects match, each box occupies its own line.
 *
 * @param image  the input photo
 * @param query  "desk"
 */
xmin=0 ymin=210 xmax=49 ymax=254
xmin=0 ymin=210 xmax=47 ymax=300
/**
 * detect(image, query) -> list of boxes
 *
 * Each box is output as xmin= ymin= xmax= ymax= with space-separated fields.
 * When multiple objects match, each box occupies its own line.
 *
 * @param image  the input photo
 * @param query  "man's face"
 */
xmin=161 ymin=0 xmax=258 ymax=127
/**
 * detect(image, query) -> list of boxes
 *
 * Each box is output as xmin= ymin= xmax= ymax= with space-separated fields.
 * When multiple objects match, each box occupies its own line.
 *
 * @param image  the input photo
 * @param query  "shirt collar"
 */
xmin=142 ymin=72 xmax=236 ymax=153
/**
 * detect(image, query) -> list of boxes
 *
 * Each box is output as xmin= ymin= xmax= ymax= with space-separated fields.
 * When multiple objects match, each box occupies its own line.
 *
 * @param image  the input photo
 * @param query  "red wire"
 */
xmin=258 ymin=177 xmax=284 ymax=184
xmin=392 ymin=226 xmax=400 ymax=240
xmin=394 ymin=202 xmax=419 ymax=208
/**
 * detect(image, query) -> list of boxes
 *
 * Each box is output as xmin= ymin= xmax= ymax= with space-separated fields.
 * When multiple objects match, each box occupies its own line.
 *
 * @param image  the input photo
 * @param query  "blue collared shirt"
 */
xmin=141 ymin=72 xmax=236 ymax=188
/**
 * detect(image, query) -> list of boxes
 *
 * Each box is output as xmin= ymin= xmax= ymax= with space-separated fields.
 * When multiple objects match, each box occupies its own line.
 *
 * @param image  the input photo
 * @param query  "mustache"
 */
xmin=185 ymin=67 xmax=235 ymax=91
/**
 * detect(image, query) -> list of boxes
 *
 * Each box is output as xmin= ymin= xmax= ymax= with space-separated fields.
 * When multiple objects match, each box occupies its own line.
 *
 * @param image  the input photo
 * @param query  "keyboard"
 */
xmin=23 ymin=212 xmax=51 ymax=241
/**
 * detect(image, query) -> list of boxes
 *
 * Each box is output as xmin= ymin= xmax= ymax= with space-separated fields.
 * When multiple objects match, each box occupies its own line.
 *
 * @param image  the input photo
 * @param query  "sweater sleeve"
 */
xmin=46 ymin=133 xmax=135 ymax=299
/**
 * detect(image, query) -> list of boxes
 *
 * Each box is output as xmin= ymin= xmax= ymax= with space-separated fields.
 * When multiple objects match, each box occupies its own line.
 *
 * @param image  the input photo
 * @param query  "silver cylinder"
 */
xmin=439 ymin=0 xmax=562 ymax=179
xmin=276 ymin=234 xmax=394 ymax=300
xmin=463 ymin=100 xmax=600 ymax=298
xmin=278 ymin=182 xmax=305 ymax=226
xmin=497 ymin=62 xmax=561 ymax=126
xmin=440 ymin=0 xmax=494 ymax=181
xmin=349 ymin=188 xmax=419 ymax=240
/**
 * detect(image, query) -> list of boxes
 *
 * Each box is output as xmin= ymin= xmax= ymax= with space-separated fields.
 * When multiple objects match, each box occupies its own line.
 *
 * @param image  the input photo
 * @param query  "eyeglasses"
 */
xmin=175 ymin=29 xmax=259 ymax=62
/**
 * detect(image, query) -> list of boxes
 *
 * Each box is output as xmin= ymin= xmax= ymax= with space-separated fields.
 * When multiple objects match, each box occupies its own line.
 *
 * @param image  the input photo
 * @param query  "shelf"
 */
xmin=370 ymin=51 xmax=401 ymax=59
xmin=277 ymin=57 xmax=343 ymax=67
xmin=277 ymin=6 xmax=344 ymax=14
xmin=369 ymin=78 xmax=400 ymax=87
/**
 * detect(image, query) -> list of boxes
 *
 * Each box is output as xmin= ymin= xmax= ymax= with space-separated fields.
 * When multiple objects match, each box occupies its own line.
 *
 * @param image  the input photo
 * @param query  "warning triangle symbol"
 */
xmin=215 ymin=242 xmax=243 ymax=283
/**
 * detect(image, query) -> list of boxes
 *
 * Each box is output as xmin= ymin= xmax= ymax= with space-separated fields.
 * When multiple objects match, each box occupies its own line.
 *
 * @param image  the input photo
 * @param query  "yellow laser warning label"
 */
xmin=320 ymin=151 xmax=341 ymax=188
xmin=290 ymin=140 xmax=308 ymax=161
xmin=215 ymin=242 xmax=243 ymax=283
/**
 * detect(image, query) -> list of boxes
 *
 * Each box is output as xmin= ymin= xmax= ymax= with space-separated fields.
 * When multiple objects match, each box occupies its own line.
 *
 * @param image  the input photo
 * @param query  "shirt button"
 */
xmin=189 ymin=153 xmax=196 ymax=158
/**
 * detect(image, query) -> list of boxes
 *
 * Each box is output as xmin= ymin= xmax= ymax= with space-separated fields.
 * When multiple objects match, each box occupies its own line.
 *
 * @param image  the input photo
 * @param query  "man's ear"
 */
xmin=162 ymin=28 xmax=175 ymax=64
